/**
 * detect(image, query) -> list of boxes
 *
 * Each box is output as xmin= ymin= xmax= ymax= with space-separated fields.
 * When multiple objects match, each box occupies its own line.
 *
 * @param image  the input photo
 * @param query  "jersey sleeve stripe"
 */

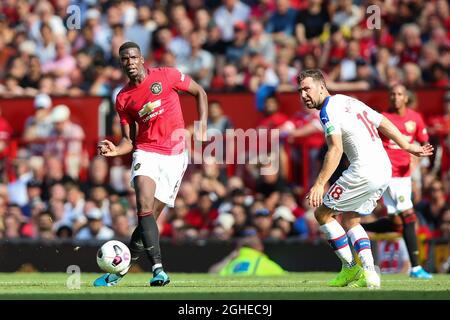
xmin=319 ymin=96 xmax=331 ymax=126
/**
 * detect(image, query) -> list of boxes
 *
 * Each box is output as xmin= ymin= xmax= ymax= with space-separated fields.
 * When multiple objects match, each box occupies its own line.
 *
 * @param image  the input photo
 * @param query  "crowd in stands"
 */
xmin=0 ymin=0 xmax=449 ymax=99
xmin=0 ymin=1 xmax=449 ymax=271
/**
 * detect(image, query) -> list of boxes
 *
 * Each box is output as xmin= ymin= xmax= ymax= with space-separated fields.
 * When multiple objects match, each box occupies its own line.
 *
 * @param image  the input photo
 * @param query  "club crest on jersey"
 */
xmin=150 ymin=82 xmax=162 ymax=95
xmin=398 ymin=195 xmax=405 ymax=203
xmin=404 ymin=121 xmax=416 ymax=133
xmin=134 ymin=163 xmax=141 ymax=171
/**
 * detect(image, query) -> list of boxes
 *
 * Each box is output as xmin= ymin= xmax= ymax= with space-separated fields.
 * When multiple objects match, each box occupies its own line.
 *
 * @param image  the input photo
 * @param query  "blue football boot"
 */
xmin=150 ymin=270 xmax=170 ymax=286
xmin=93 ymin=273 xmax=123 ymax=287
xmin=410 ymin=266 xmax=433 ymax=279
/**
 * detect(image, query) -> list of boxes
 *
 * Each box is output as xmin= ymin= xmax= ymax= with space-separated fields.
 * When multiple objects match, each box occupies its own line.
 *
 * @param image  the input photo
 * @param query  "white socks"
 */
xmin=347 ymin=224 xmax=375 ymax=271
xmin=320 ymin=220 xmax=356 ymax=268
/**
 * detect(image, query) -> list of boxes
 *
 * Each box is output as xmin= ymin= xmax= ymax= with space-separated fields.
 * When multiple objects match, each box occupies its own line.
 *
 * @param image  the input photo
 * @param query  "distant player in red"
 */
xmin=95 ymin=42 xmax=208 ymax=287
xmin=362 ymin=84 xmax=433 ymax=279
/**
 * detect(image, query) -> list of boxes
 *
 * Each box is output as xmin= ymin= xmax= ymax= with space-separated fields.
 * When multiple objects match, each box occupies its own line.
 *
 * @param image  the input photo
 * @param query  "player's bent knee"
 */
xmin=314 ymin=205 xmax=334 ymax=225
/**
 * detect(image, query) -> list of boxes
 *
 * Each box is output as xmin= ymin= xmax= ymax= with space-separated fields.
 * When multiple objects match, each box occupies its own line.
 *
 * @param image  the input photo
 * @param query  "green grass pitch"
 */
xmin=0 ymin=272 xmax=449 ymax=299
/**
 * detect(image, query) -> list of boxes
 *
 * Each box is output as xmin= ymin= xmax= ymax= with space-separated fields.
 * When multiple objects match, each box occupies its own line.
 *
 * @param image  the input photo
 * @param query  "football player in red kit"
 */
xmin=362 ymin=84 xmax=432 ymax=279
xmin=95 ymin=42 xmax=208 ymax=286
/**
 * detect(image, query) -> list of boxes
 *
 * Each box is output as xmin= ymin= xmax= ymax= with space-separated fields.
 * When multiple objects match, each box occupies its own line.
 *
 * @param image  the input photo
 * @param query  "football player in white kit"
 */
xmin=298 ymin=70 xmax=434 ymax=288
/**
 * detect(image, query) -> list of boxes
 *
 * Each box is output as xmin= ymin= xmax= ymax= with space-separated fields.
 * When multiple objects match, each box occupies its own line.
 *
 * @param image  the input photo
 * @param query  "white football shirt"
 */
xmin=319 ymin=94 xmax=391 ymax=174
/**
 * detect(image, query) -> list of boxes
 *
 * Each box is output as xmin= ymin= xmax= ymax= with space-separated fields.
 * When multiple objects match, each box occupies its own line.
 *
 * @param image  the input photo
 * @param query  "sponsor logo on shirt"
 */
xmin=134 ymin=163 xmax=141 ymax=171
xmin=138 ymin=99 xmax=164 ymax=123
xmin=138 ymin=99 xmax=161 ymax=117
xmin=150 ymin=82 xmax=162 ymax=95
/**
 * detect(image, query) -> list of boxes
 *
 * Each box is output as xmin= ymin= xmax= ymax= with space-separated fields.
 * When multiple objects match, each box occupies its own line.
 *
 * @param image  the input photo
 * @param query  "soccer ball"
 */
xmin=96 ymin=240 xmax=131 ymax=274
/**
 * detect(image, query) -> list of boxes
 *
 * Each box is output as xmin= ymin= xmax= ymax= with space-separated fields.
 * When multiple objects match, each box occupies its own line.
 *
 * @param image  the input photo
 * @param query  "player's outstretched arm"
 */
xmin=307 ymin=134 xmax=343 ymax=207
xmin=378 ymin=116 xmax=434 ymax=157
xmin=186 ymin=79 xmax=208 ymax=142
xmin=98 ymin=123 xmax=135 ymax=157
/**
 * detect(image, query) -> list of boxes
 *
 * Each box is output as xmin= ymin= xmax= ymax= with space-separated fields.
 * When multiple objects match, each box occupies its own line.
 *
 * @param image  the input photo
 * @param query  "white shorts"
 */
xmin=382 ymin=177 xmax=413 ymax=215
xmin=130 ymin=149 xmax=188 ymax=207
xmin=323 ymin=166 xmax=391 ymax=215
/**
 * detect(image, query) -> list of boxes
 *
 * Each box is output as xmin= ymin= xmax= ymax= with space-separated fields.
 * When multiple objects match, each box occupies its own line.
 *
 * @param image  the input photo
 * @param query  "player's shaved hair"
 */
xmin=119 ymin=41 xmax=141 ymax=54
xmin=297 ymin=69 xmax=327 ymax=88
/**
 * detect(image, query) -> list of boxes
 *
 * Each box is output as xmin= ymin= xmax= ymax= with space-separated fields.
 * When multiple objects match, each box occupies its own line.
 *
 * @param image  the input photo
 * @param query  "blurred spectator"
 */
xmin=213 ymin=0 xmax=251 ymax=42
xmin=225 ymin=21 xmax=249 ymax=67
xmin=88 ymin=186 xmax=112 ymax=227
xmin=44 ymin=104 xmax=85 ymax=179
xmin=184 ymin=191 xmax=219 ymax=238
xmin=40 ymin=155 xmax=74 ymax=201
xmin=416 ymin=180 xmax=449 ymax=235
xmin=203 ymin=23 xmax=228 ymax=60
xmin=161 ymin=197 xmax=190 ymax=238
xmin=36 ymin=210 xmax=55 ymax=240
xmin=430 ymin=62 xmax=449 ymax=88
xmin=28 ymin=1 xmax=66 ymax=42
xmin=41 ymin=37 xmax=76 ymax=92
xmin=403 ymin=62 xmax=424 ymax=89
xmin=75 ymin=207 xmax=114 ymax=241
xmin=7 ymin=157 xmax=32 ymax=207
xmin=247 ymin=18 xmax=276 ymax=65
xmin=271 ymin=205 xmax=296 ymax=238
xmin=216 ymin=64 xmax=246 ymax=92
xmin=55 ymin=224 xmax=73 ymax=239
xmin=295 ymin=0 xmax=329 ymax=45
xmin=124 ymin=5 xmax=155 ymax=59
xmin=23 ymin=93 xmax=53 ymax=156
xmin=211 ymin=212 xmax=235 ymax=240
xmin=179 ymin=30 xmax=215 ymax=89
xmin=76 ymin=25 xmax=105 ymax=67
xmin=252 ymin=207 xmax=273 ymax=239
xmin=20 ymin=55 xmax=43 ymax=90
xmin=3 ymin=212 xmax=23 ymax=239
xmin=265 ymin=0 xmax=298 ymax=38
xmin=332 ymin=0 xmax=362 ymax=30
xmin=81 ymin=156 xmax=114 ymax=197
xmin=171 ymin=17 xmax=194 ymax=63
xmin=112 ymin=214 xmax=131 ymax=239
xmin=207 ymin=101 xmax=234 ymax=136
xmin=35 ymin=22 xmax=55 ymax=65
xmin=61 ymin=183 xmax=86 ymax=232
xmin=275 ymin=60 xmax=297 ymax=92
xmin=21 ymin=179 xmax=43 ymax=219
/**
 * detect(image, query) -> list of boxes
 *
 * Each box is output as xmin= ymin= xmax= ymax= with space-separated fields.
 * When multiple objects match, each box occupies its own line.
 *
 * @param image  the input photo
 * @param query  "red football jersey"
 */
xmin=381 ymin=109 xmax=429 ymax=177
xmin=116 ymin=67 xmax=191 ymax=155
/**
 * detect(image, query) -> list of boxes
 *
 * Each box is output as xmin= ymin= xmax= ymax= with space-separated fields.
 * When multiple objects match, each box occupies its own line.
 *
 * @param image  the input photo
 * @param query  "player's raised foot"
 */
xmin=348 ymin=270 xmax=381 ymax=288
xmin=93 ymin=273 xmax=123 ymax=287
xmin=150 ymin=270 xmax=170 ymax=287
xmin=410 ymin=266 xmax=433 ymax=279
xmin=327 ymin=264 xmax=363 ymax=287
